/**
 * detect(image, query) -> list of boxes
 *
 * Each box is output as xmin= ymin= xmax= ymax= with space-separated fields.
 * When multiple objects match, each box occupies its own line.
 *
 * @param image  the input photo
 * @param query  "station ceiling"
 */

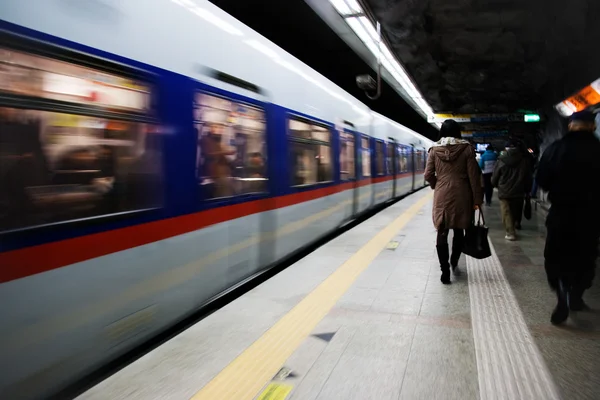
xmin=209 ymin=0 xmax=599 ymax=144
xmin=363 ymin=0 xmax=600 ymax=114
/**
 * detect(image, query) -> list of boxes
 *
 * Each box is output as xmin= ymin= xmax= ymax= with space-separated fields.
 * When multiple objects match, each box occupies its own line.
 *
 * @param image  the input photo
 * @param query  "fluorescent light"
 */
xmin=555 ymin=102 xmax=574 ymax=117
xmin=330 ymin=0 xmax=362 ymax=16
xmin=358 ymin=17 xmax=379 ymax=41
xmin=346 ymin=15 xmax=429 ymax=115
xmin=346 ymin=17 xmax=375 ymax=50
xmin=331 ymin=1 xmax=436 ymax=125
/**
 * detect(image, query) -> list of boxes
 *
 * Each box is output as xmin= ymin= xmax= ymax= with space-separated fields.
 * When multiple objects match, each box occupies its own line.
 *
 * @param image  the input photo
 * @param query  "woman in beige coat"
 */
xmin=424 ymin=120 xmax=483 ymax=284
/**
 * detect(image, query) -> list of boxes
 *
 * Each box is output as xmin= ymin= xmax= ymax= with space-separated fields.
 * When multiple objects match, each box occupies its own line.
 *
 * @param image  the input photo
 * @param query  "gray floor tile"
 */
xmin=537 ymin=337 xmax=600 ymax=400
xmin=289 ymin=326 xmax=357 ymax=400
xmin=425 ymin=273 xmax=470 ymax=295
xmin=279 ymin=336 xmax=328 ymax=391
xmin=342 ymin=322 xmax=416 ymax=360
xmin=314 ymin=323 xmax=414 ymax=400
xmin=327 ymin=307 xmax=393 ymax=327
xmin=336 ymin=287 xmax=379 ymax=311
xmin=370 ymin=290 xmax=424 ymax=315
xmin=393 ymin=259 xmax=432 ymax=276
xmin=315 ymin=354 xmax=406 ymax=400
xmin=399 ymin=325 xmax=478 ymax=400
xmin=382 ymin=273 xmax=429 ymax=293
xmin=352 ymin=268 xmax=394 ymax=290
xmin=419 ymin=292 xmax=471 ymax=320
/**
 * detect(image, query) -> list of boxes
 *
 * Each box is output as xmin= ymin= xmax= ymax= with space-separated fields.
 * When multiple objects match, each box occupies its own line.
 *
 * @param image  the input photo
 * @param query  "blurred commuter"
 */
xmin=479 ymin=145 xmax=498 ymax=206
xmin=246 ymin=152 xmax=265 ymax=192
xmin=201 ymin=124 xmax=235 ymax=198
xmin=530 ymin=154 xmax=539 ymax=199
xmin=425 ymin=119 xmax=483 ymax=284
xmin=491 ymin=140 xmax=532 ymax=240
xmin=537 ymin=110 xmax=600 ymax=325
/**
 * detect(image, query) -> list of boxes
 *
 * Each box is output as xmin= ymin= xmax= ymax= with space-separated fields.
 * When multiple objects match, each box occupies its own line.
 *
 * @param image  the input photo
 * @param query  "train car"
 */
xmin=0 ymin=0 xmax=432 ymax=398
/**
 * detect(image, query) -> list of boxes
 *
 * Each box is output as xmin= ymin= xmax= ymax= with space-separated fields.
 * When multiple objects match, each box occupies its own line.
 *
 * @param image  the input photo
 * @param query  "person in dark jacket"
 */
xmin=425 ymin=119 xmax=483 ymax=284
xmin=537 ymin=110 xmax=600 ymax=325
xmin=491 ymin=140 xmax=533 ymax=241
xmin=478 ymin=145 xmax=498 ymax=206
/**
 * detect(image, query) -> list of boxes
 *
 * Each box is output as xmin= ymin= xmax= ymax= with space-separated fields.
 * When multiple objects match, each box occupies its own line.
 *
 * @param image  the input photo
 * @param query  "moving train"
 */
xmin=0 ymin=0 xmax=432 ymax=397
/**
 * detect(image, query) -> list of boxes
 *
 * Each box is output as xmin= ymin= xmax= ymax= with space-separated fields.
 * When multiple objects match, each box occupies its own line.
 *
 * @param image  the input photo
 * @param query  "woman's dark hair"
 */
xmin=439 ymin=119 xmax=462 ymax=139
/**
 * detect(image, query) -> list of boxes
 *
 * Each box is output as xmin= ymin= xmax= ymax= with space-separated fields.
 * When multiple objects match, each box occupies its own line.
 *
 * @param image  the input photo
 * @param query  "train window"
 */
xmin=288 ymin=118 xmax=332 ymax=186
xmin=415 ymin=150 xmax=424 ymax=171
xmin=375 ymin=141 xmax=384 ymax=175
xmin=340 ymin=131 xmax=355 ymax=180
xmin=386 ymin=142 xmax=393 ymax=174
xmin=361 ymin=137 xmax=370 ymax=177
xmin=398 ymin=146 xmax=409 ymax=173
xmin=194 ymin=92 xmax=267 ymax=198
xmin=0 ymin=48 xmax=162 ymax=233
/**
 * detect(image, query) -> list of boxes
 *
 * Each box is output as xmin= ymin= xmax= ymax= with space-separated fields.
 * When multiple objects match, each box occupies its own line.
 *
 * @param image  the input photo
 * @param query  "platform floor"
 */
xmin=77 ymin=190 xmax=600 ymax=400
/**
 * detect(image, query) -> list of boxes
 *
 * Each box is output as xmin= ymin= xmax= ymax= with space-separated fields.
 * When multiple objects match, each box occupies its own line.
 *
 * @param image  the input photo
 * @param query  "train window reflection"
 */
xmin=195 ymin=92 xmax=267 ymax=198
xmin=398 ymin=146 xmax=409 ymax=173
xmin=361 ymin=137 xmax=371 ymax=177
xmin=289 ymin=118 xmax=332 ymax=186
xmin=415 ymin=150 xmax=424 ymax=172
xmin=340 ymin=131 xmax=355 ymax=180
xmin=386 ymin=142 xmax=393 ymax=175
xmin=0 ymin=108 xmax=163 ymax=232
xmin=375 ymin=141 xmax=384 ymax=175
xmin=0 ymin=48 xmax=151 ymax=112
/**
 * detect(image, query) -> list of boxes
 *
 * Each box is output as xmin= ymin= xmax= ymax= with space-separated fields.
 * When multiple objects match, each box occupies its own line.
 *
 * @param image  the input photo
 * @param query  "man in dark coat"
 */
xmin=491 ymin=139 xmax=533 ymax=241
xmin=537 ymin=110 xmax=600 ymax=325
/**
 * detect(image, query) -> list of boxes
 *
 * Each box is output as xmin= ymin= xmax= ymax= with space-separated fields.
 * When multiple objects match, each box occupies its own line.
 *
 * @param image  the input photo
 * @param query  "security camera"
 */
xmin=356 ymin=74 xmax=377 ymax=91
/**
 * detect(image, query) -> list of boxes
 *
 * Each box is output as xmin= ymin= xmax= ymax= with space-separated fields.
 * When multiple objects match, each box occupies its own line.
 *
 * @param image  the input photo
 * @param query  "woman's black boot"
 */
xmin=450 ymin=245 xmax=461 ymax=276
xmin=436 ymin=244 xmax=451 ymax=284
xmin=450 ymin=233 xmax=463 ymax=276
xmin=551 ymin=280 xmax=569 ymax=325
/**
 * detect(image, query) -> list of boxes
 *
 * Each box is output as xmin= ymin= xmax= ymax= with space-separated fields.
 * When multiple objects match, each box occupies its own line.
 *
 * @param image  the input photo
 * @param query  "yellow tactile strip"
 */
xmin=190 ymin=190 xmax=433 ymax=400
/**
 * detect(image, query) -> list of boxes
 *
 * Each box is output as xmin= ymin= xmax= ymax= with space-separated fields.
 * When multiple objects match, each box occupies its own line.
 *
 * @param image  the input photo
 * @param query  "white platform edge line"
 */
xmin=467 ymin=239 xmax=562 ymax=400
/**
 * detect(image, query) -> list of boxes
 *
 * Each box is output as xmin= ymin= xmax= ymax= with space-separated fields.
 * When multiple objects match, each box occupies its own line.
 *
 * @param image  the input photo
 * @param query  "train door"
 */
xmin=357 ymin=135 xmax=372 ymax=213
xmin=340 ymin=129 xmax=358 ymax=217
xmin=352 ymin=132 xmax=359 ymax=215
xmin=388 ymin=138 xmax=398 ymax=197
xmin=195 ymin=89 xmax=270 ymax=289
xmin=411 ymin=144 xmax=416 ymax=191
xmin=422 ymin=148 xmax=428 ymax=186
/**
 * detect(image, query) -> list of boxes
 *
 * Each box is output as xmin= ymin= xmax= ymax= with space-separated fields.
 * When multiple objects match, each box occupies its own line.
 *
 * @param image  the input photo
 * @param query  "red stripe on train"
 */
xmin=0 ymin=175 xmax=406 ymax=283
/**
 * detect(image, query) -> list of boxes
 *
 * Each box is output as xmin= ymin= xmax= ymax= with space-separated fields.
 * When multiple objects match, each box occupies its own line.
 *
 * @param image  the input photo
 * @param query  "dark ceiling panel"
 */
xmin=364 ymin=0 xmax=600 ymax=113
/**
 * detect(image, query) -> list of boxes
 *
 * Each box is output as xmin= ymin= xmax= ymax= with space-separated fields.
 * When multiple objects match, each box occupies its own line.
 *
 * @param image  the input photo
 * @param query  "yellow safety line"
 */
xmin=190 ymin=190 xmax=433 ymax=400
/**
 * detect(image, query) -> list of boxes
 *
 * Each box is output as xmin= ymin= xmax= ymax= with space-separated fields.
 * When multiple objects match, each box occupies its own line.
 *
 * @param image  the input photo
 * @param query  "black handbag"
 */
xmin=523 ymin=197 xmax=532 ymax=220
xmin=463 ymin=209 xmax=492 ymax=259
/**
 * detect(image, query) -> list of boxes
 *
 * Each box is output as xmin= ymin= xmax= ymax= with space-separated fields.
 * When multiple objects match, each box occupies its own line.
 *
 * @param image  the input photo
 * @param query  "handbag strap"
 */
xmin=474 ymin=208 xmax=486 ymax=226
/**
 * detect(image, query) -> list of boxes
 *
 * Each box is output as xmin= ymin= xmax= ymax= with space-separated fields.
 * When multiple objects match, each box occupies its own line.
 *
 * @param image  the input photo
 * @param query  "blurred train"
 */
xmin=0 ymin=0 xmax=432 ymax=398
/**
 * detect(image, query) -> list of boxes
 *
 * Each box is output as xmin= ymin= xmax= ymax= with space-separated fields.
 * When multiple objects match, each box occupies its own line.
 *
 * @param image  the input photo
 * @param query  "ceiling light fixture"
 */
xmin=329 ymin=0 xmax=437 ymax=128
xmin=330 ymin=0 xmax=362 ymax=16
xmin=555 ymin=77 xmax=600 ymax=117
